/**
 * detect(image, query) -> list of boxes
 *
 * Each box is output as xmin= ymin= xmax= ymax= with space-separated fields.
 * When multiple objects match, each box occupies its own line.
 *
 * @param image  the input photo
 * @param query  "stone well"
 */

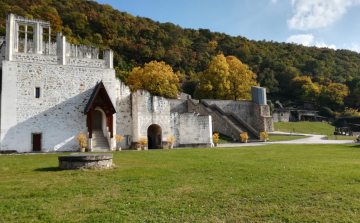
xmin=58 ymin=153 xmax=113 ymax=170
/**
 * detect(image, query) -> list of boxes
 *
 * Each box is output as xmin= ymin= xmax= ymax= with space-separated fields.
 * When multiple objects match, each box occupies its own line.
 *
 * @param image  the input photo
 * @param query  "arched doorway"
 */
xmin=92 ymin=110 xmax=102 ymax=130
xmin=147 ymin=124 xmax=162 ymax=149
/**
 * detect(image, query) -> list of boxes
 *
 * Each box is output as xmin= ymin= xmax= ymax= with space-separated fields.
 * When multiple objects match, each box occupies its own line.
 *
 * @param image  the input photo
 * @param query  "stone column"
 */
xmin=5 ymin=13 xmax=15 ymax=61
xmin=251 ymin=86 xmax=267 ymax=105
xmin=103 ymin=49 xmax=113 ymax=69
xmin=33 ymin=23 xmax=41 ymax=54
xmin=57 ymin=32 xmax=66 ymax=65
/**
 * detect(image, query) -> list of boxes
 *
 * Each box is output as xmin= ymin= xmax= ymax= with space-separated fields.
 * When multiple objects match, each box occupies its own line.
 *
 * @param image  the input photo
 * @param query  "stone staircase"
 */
xmin=187 ymin=99 xmax=260 ymax=141
xmin=92 ymin=130 xmax=111 ymax=152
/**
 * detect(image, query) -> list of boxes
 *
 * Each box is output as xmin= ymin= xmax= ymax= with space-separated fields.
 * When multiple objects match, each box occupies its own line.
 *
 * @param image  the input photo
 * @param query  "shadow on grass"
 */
xmin=34 ymin=167 xmax=61 ymax=172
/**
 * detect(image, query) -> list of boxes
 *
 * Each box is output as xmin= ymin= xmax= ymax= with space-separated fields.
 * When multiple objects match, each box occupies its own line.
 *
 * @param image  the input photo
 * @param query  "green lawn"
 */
xmin=267 ymin=133 xmax=310 ymax=141
xmin=1 ymin=145 xmax=360 ymax=222
xmin=218 ymin=133 xmax=234 ymax=143
xmin=322 ymin=135 xmax=355 ymax=140
xmin=274 ymin=121 xmax=335 ymax=135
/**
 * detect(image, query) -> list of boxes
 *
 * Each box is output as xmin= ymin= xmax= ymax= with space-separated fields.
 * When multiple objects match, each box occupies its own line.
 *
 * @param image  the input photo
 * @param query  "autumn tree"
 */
xmin=226 ymin=56 xmax=258 ymax=100
xmin=320 ymin=83 xmax=349 ymax=107
xmin=195 ymin=54 xmax=258 ymax=100
xmin=195 ymin=54 xmax=230 ymax=99
xmin=290 ymin=76 xmax=312 ymax=98
xmin=125 ymin=61 xmax=181 ymax=98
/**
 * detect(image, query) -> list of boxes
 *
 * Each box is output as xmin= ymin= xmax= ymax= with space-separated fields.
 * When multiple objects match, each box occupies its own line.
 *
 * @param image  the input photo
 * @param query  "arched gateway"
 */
xmin=147 ymin=124 xmax=162 ymax=149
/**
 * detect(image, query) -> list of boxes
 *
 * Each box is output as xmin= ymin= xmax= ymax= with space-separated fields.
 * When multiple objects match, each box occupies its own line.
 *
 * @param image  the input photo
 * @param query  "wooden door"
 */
xmin=33 ymin=134 xmax=41 ymax=151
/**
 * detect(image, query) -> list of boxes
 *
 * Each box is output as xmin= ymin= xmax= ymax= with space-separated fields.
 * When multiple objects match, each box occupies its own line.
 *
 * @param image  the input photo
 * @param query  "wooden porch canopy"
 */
xmin=84 ymin=81 xmax=116 ymax=138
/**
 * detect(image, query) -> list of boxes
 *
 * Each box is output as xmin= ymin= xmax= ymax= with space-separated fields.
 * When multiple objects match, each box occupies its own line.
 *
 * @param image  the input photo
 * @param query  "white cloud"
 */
xmin=343 ymin=43 xmax=360 ymax=52
xmin=315 ymin=41 xmax=337 ymax=50
xmin=286 ymin=34 xmax=314 ymax=46
xmin=287 ymin=34 xmax=337 ymax=50
xmin=288 ymin=0 xmax=360 ymax=30
xmin=270 ymin=0 xmax=278 ymax=4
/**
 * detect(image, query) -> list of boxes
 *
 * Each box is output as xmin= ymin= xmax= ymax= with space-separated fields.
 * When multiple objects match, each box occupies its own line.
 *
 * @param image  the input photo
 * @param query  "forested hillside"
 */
xmin=2 ymin=0 xmax=360 ymax=111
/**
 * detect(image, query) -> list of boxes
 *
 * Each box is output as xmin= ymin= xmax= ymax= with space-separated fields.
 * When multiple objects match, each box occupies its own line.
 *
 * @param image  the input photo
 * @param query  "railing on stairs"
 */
xmin=200 ymin=100 xmax=260 ymax=139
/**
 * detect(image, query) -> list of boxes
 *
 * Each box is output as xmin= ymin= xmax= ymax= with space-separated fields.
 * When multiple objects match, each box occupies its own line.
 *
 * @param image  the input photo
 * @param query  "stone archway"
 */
xmin=147 ymin=124 xmax=162 ymax=149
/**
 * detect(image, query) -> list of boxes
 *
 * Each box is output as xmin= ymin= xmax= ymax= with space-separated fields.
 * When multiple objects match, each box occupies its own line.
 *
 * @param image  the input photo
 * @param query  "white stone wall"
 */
xmin=170 ymin=112 xmax=180 ymax=147
xmin=131 ymin=90 xmax=172 ymax=142
xmin=179 ymin=113 xmax=212 ymax=146
xmin=115 ymin=80 xmax=132 ymax=149
xmin=0 ymin=60 xmax=116 ymax=152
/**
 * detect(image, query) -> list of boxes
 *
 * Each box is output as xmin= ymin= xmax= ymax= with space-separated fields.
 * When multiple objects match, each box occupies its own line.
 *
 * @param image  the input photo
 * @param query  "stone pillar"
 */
xmin=104 ymin=49 xmax=113 ymax=69
xmin=88 ymin=138 xmax=92 ymax=152
xmin=251 ymin=86 xmax=267 ymax=105
xmin=33 ymin=23 xmax=42 ymax=54
xmin=57 ymin=32 xmax=66 ymax=65
xmin=5 ymin=13 xmax=15 ymax=61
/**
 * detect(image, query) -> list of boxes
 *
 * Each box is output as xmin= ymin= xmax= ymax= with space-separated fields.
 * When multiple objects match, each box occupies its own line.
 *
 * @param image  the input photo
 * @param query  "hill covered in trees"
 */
xmin=2 ymin=0 xmax=360 ymax=111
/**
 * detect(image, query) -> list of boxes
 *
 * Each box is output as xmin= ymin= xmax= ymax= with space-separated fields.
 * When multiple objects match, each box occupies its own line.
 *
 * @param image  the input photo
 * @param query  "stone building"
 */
xmin=0 ymin=14 xmax=273 ymax=153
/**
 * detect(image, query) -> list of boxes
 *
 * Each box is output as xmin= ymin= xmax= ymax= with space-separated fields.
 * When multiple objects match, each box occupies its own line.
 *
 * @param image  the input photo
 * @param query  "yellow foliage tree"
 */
xmin=226 ymin=56 xmax=258 ymax=100
xmin=125 ymin=61 xmax=181 ymax=98
xmin=323 ymin=83 xmax=349 ymax=106
xmin=301 ymin=83 xmax=322 ymax=101
xmin=290 ymin=76 xmax=312 ymax=97
xmin=195 ymin=54 xmax=258 ymax=100
xmin=196 ymin=54 xmax=230 ymax=99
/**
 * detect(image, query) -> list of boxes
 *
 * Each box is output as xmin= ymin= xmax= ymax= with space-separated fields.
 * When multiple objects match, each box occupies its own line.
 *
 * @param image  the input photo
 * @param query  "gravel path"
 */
xmin=217 ymin=131 xmax=355 ymax=148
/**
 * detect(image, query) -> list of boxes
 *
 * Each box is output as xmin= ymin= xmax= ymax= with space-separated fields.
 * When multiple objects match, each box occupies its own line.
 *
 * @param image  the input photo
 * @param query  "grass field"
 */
xmin=274 ymin=122 xmax=335 ymax=135
xmin=267 ymin=134 xmax=310 ymax=141
xmin=218 ymin=133 xmax=234 ymax=143
xmin=322 ymin=135 xmax=355 ymax=140
xmin=1 ymin=145 xmax=360 ymax=222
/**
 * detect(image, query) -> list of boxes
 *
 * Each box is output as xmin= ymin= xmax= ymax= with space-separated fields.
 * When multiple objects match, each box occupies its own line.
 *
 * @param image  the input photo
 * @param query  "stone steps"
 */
xmin=92 ymin=130 xmax=110 ymax=151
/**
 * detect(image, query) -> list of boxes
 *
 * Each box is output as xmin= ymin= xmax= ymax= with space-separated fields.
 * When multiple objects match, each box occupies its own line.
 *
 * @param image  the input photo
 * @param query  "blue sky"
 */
xmin=95 ymin=0 xmax=360 ymax=52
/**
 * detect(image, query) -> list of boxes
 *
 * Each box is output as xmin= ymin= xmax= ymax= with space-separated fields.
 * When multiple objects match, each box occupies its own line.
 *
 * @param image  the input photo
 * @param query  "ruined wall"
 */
xmin=115 ymin=80 xmax=132 ymax=149
xmin=170 ymin=113 xmax=180 ymax=147
xmin=188 ymin=100 xmax=243 ymax=141
xmin=273 ymin=111 xmax=291 ymax=122
xmin=0 ymin=60 xmax=116 ymax=152
xmin=202 ymin=99 xmax=274 ymax=132
xmin=169 ymin=99 xmax=188 ymax=147
xmin=131 ymin=90 xmax=172 ymax=145
xmin=202 ymin=100 xmax=255 ymax=125
xmin=169 ymin=99 xmax=188 ymax=113
xmin=179 ymin=113 xmax=212 ymax=147
xmin=273 ymin=110 xmax=320 ymax=123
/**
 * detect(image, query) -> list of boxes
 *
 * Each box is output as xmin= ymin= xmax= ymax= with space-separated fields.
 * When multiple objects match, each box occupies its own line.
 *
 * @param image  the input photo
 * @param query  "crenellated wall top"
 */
xmin=12 ymin=14 xmax=50 ymax=25
xmin=5 ymin=13 xmax=113 ymax=68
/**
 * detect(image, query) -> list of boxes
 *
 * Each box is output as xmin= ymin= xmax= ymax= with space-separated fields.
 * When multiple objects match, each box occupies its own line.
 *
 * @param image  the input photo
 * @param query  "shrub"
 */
xmin=212 ymin=133 xmax=219 ymax=143
xmin=167 ymin=136 xmax=176 ymax=145
xmin=261 ymin=132 xmax=268 ymax=139
xmin=75 ymin=134 xmax=87 ymax=147
xmin=240 ymin=132 xmax=248 ymax=141
xmin=139 ymin=137 xmax=148 ymax=146
xmin=318 ymin=107 xmax=334 ymax=118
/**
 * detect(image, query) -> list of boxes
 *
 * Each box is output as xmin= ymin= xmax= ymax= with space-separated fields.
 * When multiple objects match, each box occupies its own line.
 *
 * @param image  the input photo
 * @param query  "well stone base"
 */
xmin=58 ymin=153 xmax=113 ymax=170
